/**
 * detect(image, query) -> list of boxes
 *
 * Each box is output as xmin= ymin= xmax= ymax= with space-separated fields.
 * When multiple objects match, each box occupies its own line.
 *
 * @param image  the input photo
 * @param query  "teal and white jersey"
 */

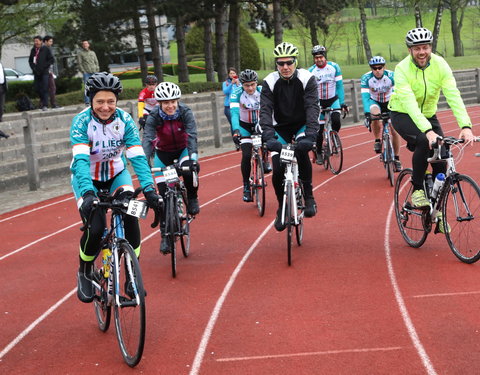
xmin=70 ymin=107 xmax=153 ymax=197
xmin=230 ymin=85 xmax=262 ymax=130
xmin=308 ymin=61 xmax=345 ymax=103
xmin=360 ymin=69 xmax=395 ymax=106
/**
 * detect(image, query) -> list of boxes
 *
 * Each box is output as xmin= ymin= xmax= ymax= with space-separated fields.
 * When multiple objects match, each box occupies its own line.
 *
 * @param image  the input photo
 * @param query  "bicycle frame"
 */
xmin=280 ymin=151 xmax=301 ymax=227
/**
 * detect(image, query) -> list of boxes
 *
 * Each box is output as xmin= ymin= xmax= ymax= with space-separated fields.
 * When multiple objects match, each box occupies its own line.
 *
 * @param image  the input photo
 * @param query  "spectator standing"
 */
xmin=77 ymin=40 xmax=99 ymax=105
xmin=222 ymin=67 xmax=241 ymax=135
xmin=0 ymin=61 xmax=7 ymax=122
xmin=43 ymin=36 xmax=61 ymax=109
xmin=29 ymin=35 xmax=54 ymax=111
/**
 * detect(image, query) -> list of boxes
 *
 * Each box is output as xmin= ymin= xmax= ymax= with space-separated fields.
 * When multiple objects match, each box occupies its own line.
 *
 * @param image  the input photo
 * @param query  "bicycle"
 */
xmin=151 ymin=163 xmax=197 ymax=277
xmin=88 ymin=187 xmax=148 ymax=367
xmin=367 ymin=112 xmax=396 ymax=186
xmin=279 ymin=143 xmax=305 ymax=266
xmin=247 ymin=133 xmax=267 ymax=216
xmin=394 ymin=136 xmax=480 ymax=263
xmin=314 ymin=107 xmax=344 ymax=175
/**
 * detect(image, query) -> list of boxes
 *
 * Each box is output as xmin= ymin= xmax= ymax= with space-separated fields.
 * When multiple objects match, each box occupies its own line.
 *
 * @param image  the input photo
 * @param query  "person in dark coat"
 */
xmin=28 ymin=35 xmax=54 ymax=111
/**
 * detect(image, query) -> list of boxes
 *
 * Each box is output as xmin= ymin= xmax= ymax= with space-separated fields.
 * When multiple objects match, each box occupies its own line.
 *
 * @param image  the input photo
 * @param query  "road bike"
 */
xmin=151 ymin=163 xmax=197 ymax=277
xmin=394 ymin=136 xmax=480 ymax=263
xmin=313 ymin=107 xmax=344 ymax=175
xmin=367 ymin=112 xmax=396 ymax=186
xmin=88 ymin=188 xmax=148 ymax=367
xmin=248 ymin=133 xmax=267 ymax=216
xmin=279 ymin=143 xmax=305 ymax=266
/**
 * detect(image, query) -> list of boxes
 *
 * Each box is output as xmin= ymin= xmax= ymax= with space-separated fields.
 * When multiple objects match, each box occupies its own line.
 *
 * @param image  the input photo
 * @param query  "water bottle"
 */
xmin=431 ymin=173 xmax=445 ymax=200
xmin=102 ymin=248 xmax=112 ymax=278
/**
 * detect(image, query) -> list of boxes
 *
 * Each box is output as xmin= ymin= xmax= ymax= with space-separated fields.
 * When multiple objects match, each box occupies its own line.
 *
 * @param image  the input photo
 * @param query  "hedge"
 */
xmin=5 ymin=77 xmax=83 ymax=101
xmin=114 ymin=63 xmax=207 ymax=80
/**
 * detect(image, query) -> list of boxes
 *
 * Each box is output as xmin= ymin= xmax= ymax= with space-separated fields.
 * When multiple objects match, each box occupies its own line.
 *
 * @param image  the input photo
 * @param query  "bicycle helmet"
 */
xmin=239 ymin=69 xmax=258 ymax=84
xmin=369 ymin=56 xmax=386 ymax=66
xmin=273 ymin=42 xmax=299 ymax=58
xmin=311 ymin=45 xmax=327 ymax=56
xmin=154 ymin=81 xmax=181 ymax=101
xmin=144 ymin=75 xmax=158 ymax=85
xmin=85 ymin=72 xmax=123 ymax=99
xmin=405 ymin=27 xmax=433 ymax=47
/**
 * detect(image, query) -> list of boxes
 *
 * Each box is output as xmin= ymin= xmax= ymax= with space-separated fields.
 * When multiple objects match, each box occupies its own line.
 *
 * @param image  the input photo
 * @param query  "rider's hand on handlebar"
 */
xmin=459 ymin=127 xmax=475 ymax=146
xmin=266 ymin=138 xmax=283 ymax=153
xmin=80 ymin=190 xmax=97 ymax=221
xmin=296 ymin=137 xmax=314 ymax=153
xmin=426 ymin=130 xmax=442 ymax=149
xmin=144 ymin=188 xmax=163 ymax=211
xmin=341 ymin=104 xmax=349 ymax=115
xmin=232 ymin=129 xmax=241 ymax=147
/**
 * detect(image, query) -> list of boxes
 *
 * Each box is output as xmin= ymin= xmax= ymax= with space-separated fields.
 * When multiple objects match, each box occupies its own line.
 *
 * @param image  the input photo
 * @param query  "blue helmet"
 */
xmin=369 ymin=56 xmax=386 ymax=66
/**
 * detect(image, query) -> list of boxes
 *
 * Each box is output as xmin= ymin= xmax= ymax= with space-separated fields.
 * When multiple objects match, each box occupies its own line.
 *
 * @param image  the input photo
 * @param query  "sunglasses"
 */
xmin=276 ymin=59 xmax=295 ymax=67
xmin=371 ymin=66 xmax=384 ymax=71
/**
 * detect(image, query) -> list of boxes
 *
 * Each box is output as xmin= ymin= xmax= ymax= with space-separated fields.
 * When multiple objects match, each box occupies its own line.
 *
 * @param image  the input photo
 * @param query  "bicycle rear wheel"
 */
xmin=113 ymin=241 xmax=146 ymax=367
xmin=295 ymin=182 xmax=304 ymax=246
xmin=253 ymin=153 xmax=266 ymax=217
xmin=93 ymin=254 xmax=111 ymax=332
xmin=165 ymin=194 xmax=177 ymax=278
xmin=285 ymin=183 xmax=293 ymax=266
xmin=394 ymin=168 xmax=429 ymax=247
xmin=443 ymin=174 xmax=480 ymax=263
xmin=179 ymin=190 xmax=190 ymax=258
xmin=328 ymin=131 xmax=343 ymax=175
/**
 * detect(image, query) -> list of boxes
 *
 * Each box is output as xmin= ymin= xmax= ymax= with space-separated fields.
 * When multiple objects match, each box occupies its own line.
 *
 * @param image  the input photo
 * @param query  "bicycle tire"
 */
xmin=328 ymin=131 xmax=343 ymax=175
xmin=179 ymin=189 xmax=190 ymax=258
xmin=394 ymin=168 xmax=429 ymax=248
xmin=166 ymin=194 xmax=177 ymax=278
xmin=384 ymin=137 xmax=395 ymax=187
xmin=322 ymin=140 xmax=329 ymax=170
xmin=253 ymin=153 xmax=266 ymax=217
xmin=93 ymin=254 xmax=111 ymax=333
xmin=113 ymin=240 xmax=146 ymax=367
xmin=295 ymin=182 xmax=304 ymax=246
xmin=443 ymin=174 xmax=480 ymax=263
xmin=285 ymin=183 xmax=293 ymax=266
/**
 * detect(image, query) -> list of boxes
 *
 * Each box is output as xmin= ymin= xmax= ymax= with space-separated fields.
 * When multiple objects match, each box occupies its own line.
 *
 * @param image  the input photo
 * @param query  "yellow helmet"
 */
xmin=273 ymin=42 xmax=299 ymax=58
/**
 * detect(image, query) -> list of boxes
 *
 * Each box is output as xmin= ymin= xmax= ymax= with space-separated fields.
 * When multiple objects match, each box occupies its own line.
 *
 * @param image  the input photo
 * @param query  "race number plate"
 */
xmin=252 ymin=135 xmax=262 ymax=148
xmin=164 ymin=166 xmax=180 ymax=183
xmin=127 ymin=199 xmax=148 ymax=219
xmin=280 ymin=146 xmax=294 ymax=162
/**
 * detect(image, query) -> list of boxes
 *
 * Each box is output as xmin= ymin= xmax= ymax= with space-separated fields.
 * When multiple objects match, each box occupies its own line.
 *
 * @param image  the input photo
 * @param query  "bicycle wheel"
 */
xmin=322 ymin=139 xmax=329 ymax=170
xmin=253 ymin=153 xmax=266 ymax=217
xmin=93 ymin=253 xmax=111 ymax=333
xmin=113 ymin=240 xmax=146 ymax=367
xmin=328 ymin=131 xmax=343 ymax=175
xmin=443 ymin=174 xmax=480 ymax=263
xmin=179 ymin=189 xmax=190 ymax=258
xmin=384 ymin=136 xmax=395 ymax=187
xmin=295 ymin=182 xmax=304 ymax=246
xmin=394 ymin=168 xmax=429 ymax=247
xmin=285 ymin=183 xmax=293 ymax=266
xmin=165 ymin=194 xmax=177 ymax=278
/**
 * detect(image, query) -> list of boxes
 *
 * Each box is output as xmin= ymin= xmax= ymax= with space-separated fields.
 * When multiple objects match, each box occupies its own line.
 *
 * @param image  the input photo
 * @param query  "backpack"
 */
xmin=16 ymin=94 xmax=36 ymax=112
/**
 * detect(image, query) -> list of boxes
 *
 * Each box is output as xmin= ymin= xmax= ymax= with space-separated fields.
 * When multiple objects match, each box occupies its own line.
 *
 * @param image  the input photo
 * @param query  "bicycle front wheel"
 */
xmin=253 ymin=154 xmax=266 ymax=217
xmin=179 ymin=190 xmax=190 ymax=258
xmin=295 ymin=182 xmax=304 ymax=246
xmin=285 ymin=183 xmax=293 ymax=266
xmin=394 ymin=168 xmax=429 ymax=248
xmin=328 ymin=131 xmax=343 ymax=175
xmin=165 ymin=194 xmax=177 ymax=277
xmin=113 ymin=241 xmax=146 ymax=367
xmin=93 ymin=253 xmax=111 ymax=332
xmin=443 ymin=174 xmax=480 ymax=263
xmin=384 ymin=137 xmax=395 ymax=187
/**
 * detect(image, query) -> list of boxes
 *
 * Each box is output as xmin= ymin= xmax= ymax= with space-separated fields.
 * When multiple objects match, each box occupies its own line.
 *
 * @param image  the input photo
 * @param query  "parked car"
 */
xmin=4 ymin=68 xmax=34 ymax=82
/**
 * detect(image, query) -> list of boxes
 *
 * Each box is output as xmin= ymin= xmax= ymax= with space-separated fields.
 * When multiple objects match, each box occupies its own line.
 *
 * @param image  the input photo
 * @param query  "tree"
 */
xmin=446 ymin=0 xmax=468 ymax=56
xmin=414 ymin=0 xmax=423 ymax=27
xmin=227 ymin=0 xmax=240 ymax=70
xmin=432 ymin=0 xmax=445 ymax=53
xmin=145 ymin=0 xmax=163 ymax=81
xmin=214 ymin=1 xmax=227 ymax=82
xmin=175 ymin=14 xmax=189 ymax=82
xmin=357 ymin=0 xmax=372 ymax=61
xmin=131 ymin=6 xmax=148 ymax=83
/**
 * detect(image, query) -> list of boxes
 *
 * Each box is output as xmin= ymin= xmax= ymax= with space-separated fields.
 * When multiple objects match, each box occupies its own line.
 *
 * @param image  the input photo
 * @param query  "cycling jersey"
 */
xmin=137 ymin=87 xmax=158 ymax=117
xmin=360 ymin=69 xmax=394 ymax=109
xmin=308 ymin=61 xmax=345 ymax=104
xmin=70 ymin=107 xmax=154 ymax=197
xmin=388 ymin=53 xmax=472 ymax=132
xmin=230 ymin=85 xmax=261 ymax=132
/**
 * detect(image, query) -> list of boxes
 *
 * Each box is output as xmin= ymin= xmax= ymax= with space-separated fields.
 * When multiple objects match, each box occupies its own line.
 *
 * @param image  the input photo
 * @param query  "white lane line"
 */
xmin=385 ymin=201 xmax=437 ymax=375
xmin=0 ymin=196 xmax=74 ymax=223
xmin=0 ymin=221 xmax=81 ymax=261
xmin=216 ymin=346 xmax=403 ymax=362
xmin=412 ymin=291 xmax=480 ymax=298
xmin=0 ymin=288 xmax=76 ymax=360
xmin=200 ymin=164 xmax=239 ymax=179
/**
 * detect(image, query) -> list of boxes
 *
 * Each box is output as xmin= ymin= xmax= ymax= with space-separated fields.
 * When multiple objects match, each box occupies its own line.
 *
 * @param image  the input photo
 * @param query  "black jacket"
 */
xmin=28 ymin=45 xmax=54 ymax=76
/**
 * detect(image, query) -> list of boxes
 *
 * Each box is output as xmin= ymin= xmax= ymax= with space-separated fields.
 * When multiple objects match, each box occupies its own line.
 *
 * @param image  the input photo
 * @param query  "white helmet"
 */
xmin=405 ymin=28 xmax=433 ymax=47
xmin=154 ymin=82 xmax=181 ymax=101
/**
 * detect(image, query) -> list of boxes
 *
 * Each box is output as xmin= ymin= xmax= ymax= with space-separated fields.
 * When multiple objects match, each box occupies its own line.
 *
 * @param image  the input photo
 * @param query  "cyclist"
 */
xmin=230 ymin=69 xmax=272 ymax=202
xmin=137 ymin=75 xmax=158 ymax=130
xmin=388 ymin=28 xmax=474 ymax=218
xmin=308 ymin=45 xmax=349 ymax=164
xmin=360 ymin=56 xmax=402 ymax=171
xmin=70 ymin=72 xmax=162 ymax=303
xmin=142 ymin=81 xmax=200 ymax=254
xmin=260 ymin=42 xmax=319 ymax=231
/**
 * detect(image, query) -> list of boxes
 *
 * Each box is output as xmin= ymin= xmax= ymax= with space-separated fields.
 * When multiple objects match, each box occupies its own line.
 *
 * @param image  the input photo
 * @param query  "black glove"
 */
xmin=80 ymin=190 xmax=97 ymax=221
xmin=138 ymin=117 xmax=146 ymax=130
xmin=183 ymin=159 xmax=200 ymax=173
xmin=144 ymin=188 xmax=163 ymax=211
xmin=296 ymin=137 xmax=314 ymax=153
xmin=341 ymin=104 xmax=349 ymax=114
xmin=266 ymin=138 xmax=283 ymax=153
xmin=232 ymin=129 xmax=241 ymax=147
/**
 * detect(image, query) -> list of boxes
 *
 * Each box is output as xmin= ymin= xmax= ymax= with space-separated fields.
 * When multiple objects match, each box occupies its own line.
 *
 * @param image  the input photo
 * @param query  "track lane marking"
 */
xmin=412 ymin=291 xmax=480 ymax=298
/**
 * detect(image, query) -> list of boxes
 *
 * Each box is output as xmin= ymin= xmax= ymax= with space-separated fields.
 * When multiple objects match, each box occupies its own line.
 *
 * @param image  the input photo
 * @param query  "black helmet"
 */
xmin=239 ymin=69 xmax=258 ymax=84
xmin=85 ymin=72 xmax=123 ymax=100
xmin=144 ymin=75 xmax=158 ymax=85
xmin=311 ymin=45 xmax=327 ymax=56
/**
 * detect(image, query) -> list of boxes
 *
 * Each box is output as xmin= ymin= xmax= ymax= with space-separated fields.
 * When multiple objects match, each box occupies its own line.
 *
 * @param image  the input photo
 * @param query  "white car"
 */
xmin=4 ymin=68 xmax=35 ymax=81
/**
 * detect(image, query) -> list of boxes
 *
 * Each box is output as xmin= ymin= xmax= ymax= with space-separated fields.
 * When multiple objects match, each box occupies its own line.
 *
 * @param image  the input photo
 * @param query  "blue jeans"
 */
xmin=83 ymin=73 xmax=94 ymax=104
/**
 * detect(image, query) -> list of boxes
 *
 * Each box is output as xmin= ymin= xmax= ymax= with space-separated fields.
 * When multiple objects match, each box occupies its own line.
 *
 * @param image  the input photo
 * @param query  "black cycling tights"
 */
xmin=240 ymin=143 xmax=253 ymax=184
xmin=391 ymin=112 xmax=446 ymax=191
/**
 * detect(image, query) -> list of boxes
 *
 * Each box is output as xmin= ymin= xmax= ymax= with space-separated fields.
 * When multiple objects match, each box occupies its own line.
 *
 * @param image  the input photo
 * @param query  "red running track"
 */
xmin=1 ymin=106 xmax=479 ymax=374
